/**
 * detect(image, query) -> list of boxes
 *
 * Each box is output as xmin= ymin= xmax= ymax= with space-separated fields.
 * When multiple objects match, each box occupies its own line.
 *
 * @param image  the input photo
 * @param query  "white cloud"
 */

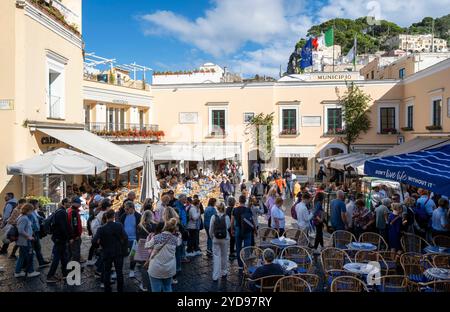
xmin=140 ymin=0 xmax=449 ymax=77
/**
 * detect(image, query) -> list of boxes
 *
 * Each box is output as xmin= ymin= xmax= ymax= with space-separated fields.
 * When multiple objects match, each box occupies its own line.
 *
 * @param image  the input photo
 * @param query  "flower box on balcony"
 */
xmin=324 ymin=128 xmax=346 ymax=137
xmin=425 ymin=125 xmax=442 ymax=131
xmin=380 ymin=128 xmax=398 ymax=135
xmin=400 ymin=127 xmax=413 ymax=132
xmin=280 ymin=129 xmax=298 ymax=136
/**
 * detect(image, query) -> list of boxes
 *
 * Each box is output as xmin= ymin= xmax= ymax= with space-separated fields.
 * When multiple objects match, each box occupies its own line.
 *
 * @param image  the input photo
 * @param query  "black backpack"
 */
xmin=213 ymin=215 xmax=227 ymax=239
xmin=42 ymin=209 xmax=63 ymax=235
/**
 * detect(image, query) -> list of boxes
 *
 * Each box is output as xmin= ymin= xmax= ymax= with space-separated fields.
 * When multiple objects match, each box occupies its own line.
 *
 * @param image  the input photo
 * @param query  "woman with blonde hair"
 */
xmin=145 ymin=218 xmax=182 ymax=292
xmin=265 ymin=187 xmax=278 ymax=227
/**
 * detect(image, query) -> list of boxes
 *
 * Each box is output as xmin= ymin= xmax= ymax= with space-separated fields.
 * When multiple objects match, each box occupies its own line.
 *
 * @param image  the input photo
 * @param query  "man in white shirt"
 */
xmin=295 ymin=192 xmax=313 ymax=232
xmin=346 ymin=195 xmax=356 ymax=230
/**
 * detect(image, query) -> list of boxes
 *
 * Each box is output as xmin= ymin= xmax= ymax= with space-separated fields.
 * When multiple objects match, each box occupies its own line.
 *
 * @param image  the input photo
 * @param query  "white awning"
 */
xmin=38 ymin=128 xmax=143 ymax=173
xmin=323 ymin=153 xmax=355 ymax=167
xmin=125 ymin=143 xmax=241 ymax=162
xmin=274 ymin=146 xmax=316 ymax=158
xmin=7 ymin=148 xmax=107 ymax=175
xmin=329 ymin=153 xmax=367 ymax=170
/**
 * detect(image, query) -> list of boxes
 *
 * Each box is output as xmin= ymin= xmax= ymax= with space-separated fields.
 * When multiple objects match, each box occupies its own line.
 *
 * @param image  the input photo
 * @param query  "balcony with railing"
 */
xmin=85 ymin=122 xmax=163 ymax=142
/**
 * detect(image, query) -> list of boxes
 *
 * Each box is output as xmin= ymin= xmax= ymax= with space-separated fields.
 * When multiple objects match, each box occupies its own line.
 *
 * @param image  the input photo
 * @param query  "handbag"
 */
xmin=6 ymin=224 xmax=19 ymax=242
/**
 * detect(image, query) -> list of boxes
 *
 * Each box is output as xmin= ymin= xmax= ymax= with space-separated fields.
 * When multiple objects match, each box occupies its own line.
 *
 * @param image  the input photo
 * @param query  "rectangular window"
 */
xmin=211 ymin=109 xmax=226 ymax=135
xmin=432 ymin=99 xmax=442 ymax=127
xmin=399 ymin=68 xmax=405 ymax=79
xmin=380 ymin=107 xmax=396 ymax=133
xmin=46 ymin=53 xmax=66 ymax=119
xmin=139 ymin=110 xmax=144 ymax=130
xmin=327 ymin=108 xmax=342 ymax=133
xmin=371 ymin=71 xmax=374 ymax=79
xmin=281 ymin=109 xmax=297 ymax=134
xmin=407 ymin=105 xmax=413 ymax=129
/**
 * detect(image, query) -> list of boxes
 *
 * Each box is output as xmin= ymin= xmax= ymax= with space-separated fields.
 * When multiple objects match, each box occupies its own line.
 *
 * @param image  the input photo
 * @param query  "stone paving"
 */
xmin=0 ymin=197 xmax=330 ymax=292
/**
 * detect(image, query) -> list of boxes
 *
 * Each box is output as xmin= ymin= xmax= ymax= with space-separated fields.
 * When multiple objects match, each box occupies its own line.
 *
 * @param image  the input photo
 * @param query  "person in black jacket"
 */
xmin=94 ymin=209 xmax=128 ymax=292
xmin=46 ymin=198 xmax=71 ymax=283
xmin=225 ymin=196 xmax=236 ymax=260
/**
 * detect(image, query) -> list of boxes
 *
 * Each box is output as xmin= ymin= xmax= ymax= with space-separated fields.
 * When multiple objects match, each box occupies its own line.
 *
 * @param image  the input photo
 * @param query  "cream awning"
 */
xmin=126 ymin=143 xmax=241 ymax=162
xmin=38 ymin=128 xmax=143 ymax=173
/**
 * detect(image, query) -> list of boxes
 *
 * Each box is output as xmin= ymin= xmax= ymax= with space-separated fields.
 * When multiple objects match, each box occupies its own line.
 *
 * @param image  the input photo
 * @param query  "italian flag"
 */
xmin=312 ymin=27 xmax=333 ymax=50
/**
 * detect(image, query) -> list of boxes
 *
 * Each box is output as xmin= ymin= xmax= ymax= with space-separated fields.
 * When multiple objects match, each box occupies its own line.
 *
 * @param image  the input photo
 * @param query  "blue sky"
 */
xmin=83 ymin=0 xmax=450 ymax=78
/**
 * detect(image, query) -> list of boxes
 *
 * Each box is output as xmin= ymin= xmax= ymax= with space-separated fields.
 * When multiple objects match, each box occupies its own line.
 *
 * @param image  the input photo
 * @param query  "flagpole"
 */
xmin=354 ymin=34 xmax=357 ymax=71
xmin=332 ymin=23 xmax=335 ymax=72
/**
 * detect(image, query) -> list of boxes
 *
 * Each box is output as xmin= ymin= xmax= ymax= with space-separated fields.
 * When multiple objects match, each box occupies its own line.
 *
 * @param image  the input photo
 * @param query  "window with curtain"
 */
xmin=281 ymin=109 xmax=297 ymax=134
xmin=211 ymin=109 xmax=226 ymax=135
xmin=327 ymin=108 xmax=342 ymax=133
xmin=380 ymin=107 xmax=396 ymax=133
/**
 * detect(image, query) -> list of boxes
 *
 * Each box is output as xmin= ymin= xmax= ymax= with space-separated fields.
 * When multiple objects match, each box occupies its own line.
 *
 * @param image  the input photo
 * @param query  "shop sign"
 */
xmin=41 ymin=136 xmax=60 ymax=145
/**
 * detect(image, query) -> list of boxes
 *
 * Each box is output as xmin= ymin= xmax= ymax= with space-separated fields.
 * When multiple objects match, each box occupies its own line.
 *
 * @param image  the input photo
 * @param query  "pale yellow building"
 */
xmin=361 ymin=52 xmax=450 ymax=80
xmin=0 ymin=0 xmax=84 ymax=202
xmin=386 ymin=34 xmax=448 ymax=53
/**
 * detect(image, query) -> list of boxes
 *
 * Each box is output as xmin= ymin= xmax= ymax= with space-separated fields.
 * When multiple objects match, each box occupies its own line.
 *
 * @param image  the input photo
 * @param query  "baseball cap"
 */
xmin=94 ymin=194 xmax=104 ymax=202
xmin=72 ymin=197 xmax=82 ymax=205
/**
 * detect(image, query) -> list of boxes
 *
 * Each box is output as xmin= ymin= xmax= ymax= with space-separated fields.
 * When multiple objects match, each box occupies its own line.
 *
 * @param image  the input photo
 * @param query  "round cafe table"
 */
xmin=346 ymin=242 xmax=377 ymax=251
xmin=344 ymin=262 xmax=381 ymax=276
xmin=424 ymin=268 xmax=450 ymax=281
xmin=423 ymin=245 xmax=450 ymax=255
xmin=270 ymin=237 xmax=297 ymax=248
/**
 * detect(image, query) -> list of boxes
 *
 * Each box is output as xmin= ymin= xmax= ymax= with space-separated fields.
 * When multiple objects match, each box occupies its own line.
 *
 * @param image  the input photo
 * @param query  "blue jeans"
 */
xmin=150 ymin=276 xmax=172 ymax=292
xmin=15 ymin=244 xmax=34 ymax=274
xmin=234 ymin=227 xmax=252 ymax=268
xmin=206 ymin=230 xmax=213 ymax=252
xmin=128 ymin=240 xmax=136 ymax=270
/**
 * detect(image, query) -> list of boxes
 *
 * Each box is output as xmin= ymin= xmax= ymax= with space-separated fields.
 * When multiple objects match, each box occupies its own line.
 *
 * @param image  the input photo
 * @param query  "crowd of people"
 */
xmin=1 ymin=162 xmax=449 ymax=292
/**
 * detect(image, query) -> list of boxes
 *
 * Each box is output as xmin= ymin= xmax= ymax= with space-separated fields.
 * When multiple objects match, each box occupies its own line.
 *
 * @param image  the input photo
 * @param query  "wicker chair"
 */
xmin=375 ymin=275 xmax=408 ymax=292
xmin=400 ymin=232 xmax=430 ymax=253
xmin=247 ymin=275 xmax=284 ymax=292
xmin=330 ymin=230 xmax=357 ymax=249
xmin=258 ymin=227 xmax=279 ymax=247
xmin=280 ymin=246 xmax=313 ymax=274
xmin=400 ymin=252 xmax=431 ymax=291
xmin=377 ymin=250 xmax=399 ymax=274
xmin=294 ymin=273 xmax=320 ymax=291
xmin=284 ymin=229 xmax=310 ymax=247
xmin=240 ymin=246 xmax=264 ymax=286
xmin=261 ymin=245 xmax=281 ymax=257
xmin=359 ymin=232 xmax=389 ymax=251
xmin=330 ymin=276 xmax=369 ymax=292
xmin=274 ymin=276 xmax=312 ymax=292
xmin=320 ymin=247 xmax=353 ymax=288
xmin=419 ymin=280 xmax=450 ymax=292
xmin=432 ymin=235 xmax=450 ymax=248
xmin=354 ymin=250 xmax=389 ymax=275
xmin=432 ymin=254 xmax=450 ymax=269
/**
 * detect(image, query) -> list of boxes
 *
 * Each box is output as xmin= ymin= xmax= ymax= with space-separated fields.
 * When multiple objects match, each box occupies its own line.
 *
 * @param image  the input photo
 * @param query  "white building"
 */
xmin=152 ymin=63 xmax=241 ymax=85
xmin=386 ymin=34 xmax=448 ymax=53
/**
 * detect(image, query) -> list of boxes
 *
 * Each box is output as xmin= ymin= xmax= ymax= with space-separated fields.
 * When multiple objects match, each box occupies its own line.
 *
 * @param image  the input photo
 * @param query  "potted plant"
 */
xmin=425 ymin=125 xmax=442 ymax=131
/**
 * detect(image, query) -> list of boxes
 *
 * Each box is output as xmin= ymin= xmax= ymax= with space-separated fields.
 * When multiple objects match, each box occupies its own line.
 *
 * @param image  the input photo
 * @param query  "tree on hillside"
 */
xmin=336 ymin=83 xmax=372 ymax=153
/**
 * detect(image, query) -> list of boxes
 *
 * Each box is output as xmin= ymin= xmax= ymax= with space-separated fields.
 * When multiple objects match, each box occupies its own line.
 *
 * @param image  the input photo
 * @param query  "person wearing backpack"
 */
xmin=1 ymin=198 xmax=26 ymax=259
xmin=209 ymin=202 xmax=231 ymax=281
xmin=231 ymin=195 xmax=255 ymax=270
xmin=46 ymin=198 xmax=71 ymax=283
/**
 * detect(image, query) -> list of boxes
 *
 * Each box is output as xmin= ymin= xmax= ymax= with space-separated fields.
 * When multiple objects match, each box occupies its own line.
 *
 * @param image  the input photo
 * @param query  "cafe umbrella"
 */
xmin=139 ymin=145 xmax=160 ymax=202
